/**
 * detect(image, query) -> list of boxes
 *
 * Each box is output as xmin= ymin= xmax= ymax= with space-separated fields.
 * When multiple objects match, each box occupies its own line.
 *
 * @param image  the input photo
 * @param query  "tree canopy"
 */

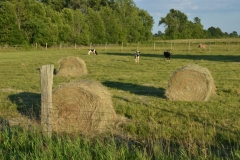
xmin=0 ymin=0 xmax=154 ymax=46
xmin=157 ymin=9 xmax=239 ymax=39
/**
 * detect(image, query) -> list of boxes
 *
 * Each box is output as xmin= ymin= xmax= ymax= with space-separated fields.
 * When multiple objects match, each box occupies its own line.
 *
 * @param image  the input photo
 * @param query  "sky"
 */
xmin=133 ymin=0 xmax=240 ymax=35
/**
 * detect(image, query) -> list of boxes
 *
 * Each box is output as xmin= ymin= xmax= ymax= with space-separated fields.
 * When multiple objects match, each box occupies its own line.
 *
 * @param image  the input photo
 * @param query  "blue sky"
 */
xmin=133 ymin=0 xmax=240 ymax=35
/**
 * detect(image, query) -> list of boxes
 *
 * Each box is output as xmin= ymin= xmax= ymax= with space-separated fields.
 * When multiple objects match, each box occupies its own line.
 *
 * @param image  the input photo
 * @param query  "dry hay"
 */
xmin=56 ymin=56 xmax=87 ymax=77
xmin=52 ymin=80 xmax=117 ymax=135
xmin=165 ymin=64 xmax=216 ymax=102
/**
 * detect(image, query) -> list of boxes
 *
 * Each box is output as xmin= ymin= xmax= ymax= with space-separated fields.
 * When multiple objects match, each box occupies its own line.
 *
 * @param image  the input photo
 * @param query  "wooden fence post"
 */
xmin=90 ymin=42 xmax=92 ymax=49
xmin=46 ymin=43 xmax=47 ymax=50
xmin=40 ymin=64 xmax=54 ymax=138
xmin=188 ymin=41 xmax=190 ymax=51
xmin=228 ymin=41 xmax=230 ymax=51
xmin=153 ymin=42 xmax=155 ymax=51
xmin=121 ymin=42 xmax=123 ymax=51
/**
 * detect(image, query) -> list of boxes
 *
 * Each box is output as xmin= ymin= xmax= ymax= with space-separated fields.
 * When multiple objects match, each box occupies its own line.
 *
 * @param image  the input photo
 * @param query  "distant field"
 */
xmin=0 ymin=42 xmax=240 ymax=159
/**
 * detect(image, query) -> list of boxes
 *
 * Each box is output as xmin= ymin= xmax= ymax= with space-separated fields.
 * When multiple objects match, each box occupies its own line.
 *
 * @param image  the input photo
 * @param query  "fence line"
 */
xmin=1 ymin=39 xmax=240 ymax=51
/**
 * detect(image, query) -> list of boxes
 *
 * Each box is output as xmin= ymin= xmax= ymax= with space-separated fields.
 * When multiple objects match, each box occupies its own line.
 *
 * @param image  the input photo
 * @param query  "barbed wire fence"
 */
xmin=1 ymin=39 xmax=240 ymax=52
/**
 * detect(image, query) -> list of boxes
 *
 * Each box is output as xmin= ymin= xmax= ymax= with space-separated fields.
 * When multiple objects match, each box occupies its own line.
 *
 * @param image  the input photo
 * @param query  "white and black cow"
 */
xmin=134 ymin=51 xmax=140 ymax=63
xmin=164 ymin=51 xmax=172 ymax=61
xmin=88 ymin=49 xmax=98 ymax=55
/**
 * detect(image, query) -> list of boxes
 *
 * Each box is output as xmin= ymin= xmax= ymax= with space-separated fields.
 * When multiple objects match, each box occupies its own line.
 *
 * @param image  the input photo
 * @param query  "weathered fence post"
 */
xmin=228 ymin=41 xmax=230 ymax=51
xmin=188 ymin=41 xmax=190 ymax=51
xmin=36 ymin=43 xmax=37 ymax=49
xmin=40 ymin=64 xmax=54 ymax=138
xmin=75 ymin=43 xmax=76 ymax=50
xmin=121 ymin=42 xmax=123 ymax=51
xmin=170 ymin=41 xmax=172 ymax=50
xmin=90 ymin=42 xmax=92 ymax=49
xmin=105 ymin=42 xmax=107 ymax=51
xmin=153 ymin=42 xmax=155 ymax=51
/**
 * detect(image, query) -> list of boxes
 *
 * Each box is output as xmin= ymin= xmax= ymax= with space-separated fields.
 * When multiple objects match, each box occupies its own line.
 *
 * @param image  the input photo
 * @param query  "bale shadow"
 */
xmin=103 ymin=81 xmax=165 ymax=98
xmin=8 ymin=92 xmax=41 ymax=121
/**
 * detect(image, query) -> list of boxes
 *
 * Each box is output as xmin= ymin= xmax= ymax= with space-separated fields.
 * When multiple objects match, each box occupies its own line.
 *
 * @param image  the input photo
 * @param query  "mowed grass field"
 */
xmin=0 ymin=41 xmax=240 ymax=159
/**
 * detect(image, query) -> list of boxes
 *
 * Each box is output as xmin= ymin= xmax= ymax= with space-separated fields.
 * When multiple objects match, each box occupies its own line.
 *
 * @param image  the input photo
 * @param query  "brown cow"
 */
xmin=198 ymin=43 xmax=206 ymax=49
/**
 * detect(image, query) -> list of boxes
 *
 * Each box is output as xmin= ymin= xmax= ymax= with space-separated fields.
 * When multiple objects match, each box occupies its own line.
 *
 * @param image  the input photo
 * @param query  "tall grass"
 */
xmin=0 ymin=41 xmax=240 ymax=159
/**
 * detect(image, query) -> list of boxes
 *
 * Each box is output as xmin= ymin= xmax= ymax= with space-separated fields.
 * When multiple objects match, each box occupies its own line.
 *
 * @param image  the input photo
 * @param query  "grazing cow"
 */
xmin=88 ymin=49 xmax=98 ymax=55
xmin=164 ymin=51 xmax=172 ymax=61
xmin=134 ymin=51 xmax=140 ymax=63
xmin=198 ymin=43 xmax=206 ymax=49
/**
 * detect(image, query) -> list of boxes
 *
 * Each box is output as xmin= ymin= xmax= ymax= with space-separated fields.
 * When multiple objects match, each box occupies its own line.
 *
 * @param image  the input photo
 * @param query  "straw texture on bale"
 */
xmin=52 ymin=80 xmax=117 ymax=135
xmin=56 ymin=56 xmax=87 ymax=77
xmin=165 ymin=64 xmax=216 ymax=102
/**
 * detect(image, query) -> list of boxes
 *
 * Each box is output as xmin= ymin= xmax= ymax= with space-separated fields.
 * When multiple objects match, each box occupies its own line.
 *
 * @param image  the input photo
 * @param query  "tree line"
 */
xmin=155 ymin=9 xmax=239 ymax=40
xmin=0 ymin=0 xmax=154 ymax=46
xmin=0 ymin=1 xmax=239 ymax=47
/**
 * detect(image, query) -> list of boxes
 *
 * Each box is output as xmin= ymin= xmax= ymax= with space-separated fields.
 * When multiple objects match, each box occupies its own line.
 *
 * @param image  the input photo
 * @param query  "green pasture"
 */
xmin=0 ymin=42 xmax=240 ymax=159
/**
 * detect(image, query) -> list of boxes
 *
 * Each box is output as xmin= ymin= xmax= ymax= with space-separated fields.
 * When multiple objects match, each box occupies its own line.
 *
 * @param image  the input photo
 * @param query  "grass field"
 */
xmin=0 ymin=42 xmax=240 ymax=159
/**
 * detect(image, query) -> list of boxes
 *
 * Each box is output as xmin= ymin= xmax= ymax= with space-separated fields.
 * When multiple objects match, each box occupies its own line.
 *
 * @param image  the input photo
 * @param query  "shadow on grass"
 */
xmin=8 ymin=92 xmax=41 ymax=121
xmin=103 ymin=52 xmax=135 ymax=57
xmin=103 ymin=81 xmax=165 ymax=98
xmin=102 ymin=52 xmax=240 ymax=62
xmin=173 ymin=54 xmax=240 ymax=62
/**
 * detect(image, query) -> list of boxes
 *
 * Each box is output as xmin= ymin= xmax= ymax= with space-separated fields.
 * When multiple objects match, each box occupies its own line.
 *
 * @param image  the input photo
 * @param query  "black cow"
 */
xmin=164 ymin=51 xmax=172 ymax=61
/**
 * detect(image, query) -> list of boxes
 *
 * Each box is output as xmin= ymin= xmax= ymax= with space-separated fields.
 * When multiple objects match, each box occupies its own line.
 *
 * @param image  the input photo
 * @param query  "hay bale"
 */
xmin=56 ymin=56 xmax=87 ymax=77
xmin=52 ymin=80 xmax=117 ymax=135
xmin=165 ymin=64 xmax=216 ymax=101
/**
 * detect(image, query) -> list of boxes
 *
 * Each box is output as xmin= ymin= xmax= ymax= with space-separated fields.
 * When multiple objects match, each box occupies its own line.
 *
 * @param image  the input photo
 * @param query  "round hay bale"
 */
xmin=56 ymin=56 xmax=87 ymax=77
xmin=52 ymin=80 xmax=117 ymax=135
xmin=165 ymin=64 xmax=216 ymax=101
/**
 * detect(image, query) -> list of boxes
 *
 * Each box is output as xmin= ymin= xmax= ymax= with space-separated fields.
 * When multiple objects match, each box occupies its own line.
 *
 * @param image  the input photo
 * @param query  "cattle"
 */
xmin=134 ymin=51 xmax=140 ymax=63
xmin=198 ymin=43 xmax=206 ymax=49
xmin=88 ymin=49 xmax=98 ymax=55
xmin=164 ymin=51 xmax=172 ymax=61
